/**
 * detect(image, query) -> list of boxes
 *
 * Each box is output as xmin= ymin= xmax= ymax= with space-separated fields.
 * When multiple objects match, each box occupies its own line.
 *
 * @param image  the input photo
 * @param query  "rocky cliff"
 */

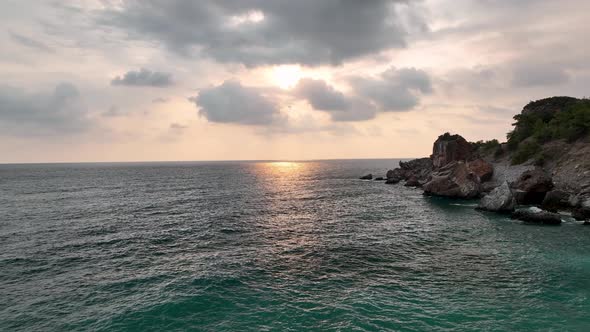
xmin=383 ymin=96 xmax=590 ymax=223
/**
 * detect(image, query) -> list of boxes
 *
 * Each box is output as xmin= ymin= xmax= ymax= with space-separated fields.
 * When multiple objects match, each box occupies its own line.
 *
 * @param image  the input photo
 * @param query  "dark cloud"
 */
xmin=351 ymin=67 xmax=432 ymax=111
xmin=294 ymin=78 xmax=376 ymax=122
xmin=295 ymin=79 xmax=350 ymax=111
xmin=512 ymin=63 xmax=570 ymax=87
xmin=190 ymin=80 xmax=280 ymax=125
xmin=0 ymin=83 xmax=91 ymax=136
xmin=99 ymin=0 xmax=421 ymax=66
xmin=111 ymin=68 xmax=174 ymax=87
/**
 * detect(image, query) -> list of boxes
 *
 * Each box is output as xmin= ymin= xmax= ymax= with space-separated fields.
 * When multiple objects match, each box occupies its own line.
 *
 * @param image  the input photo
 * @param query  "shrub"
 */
xmin=511 ymin=140 xmax=541 ymax=165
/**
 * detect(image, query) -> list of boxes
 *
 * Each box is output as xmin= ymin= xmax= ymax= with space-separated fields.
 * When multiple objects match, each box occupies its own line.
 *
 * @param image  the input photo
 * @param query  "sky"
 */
xmin=1 ymin=0 xmax=589 ymax=163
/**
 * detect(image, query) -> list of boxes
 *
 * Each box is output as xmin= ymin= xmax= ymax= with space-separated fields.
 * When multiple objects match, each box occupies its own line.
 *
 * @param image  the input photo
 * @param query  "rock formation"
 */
xmin=512 ymin=169 xmax=554 ymax=205
xmin=431 ymin=133 xmax=473 ymax=168
xmin=423 ymin=161 xmax=482 ymax=199
xmin=511 ymin=208 xmax=562 ymax=225
xmin=360 ymin=174 xmax=372 ymax=180
xmin=477 ymin=181 xmax=516 ymax=213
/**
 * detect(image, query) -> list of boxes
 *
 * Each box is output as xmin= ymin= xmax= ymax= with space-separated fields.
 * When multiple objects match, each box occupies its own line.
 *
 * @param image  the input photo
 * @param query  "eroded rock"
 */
xmin=423 ymin=161 xmax=482 ymax=199
xmin=477 ymin=181 xmax=516 ymax=213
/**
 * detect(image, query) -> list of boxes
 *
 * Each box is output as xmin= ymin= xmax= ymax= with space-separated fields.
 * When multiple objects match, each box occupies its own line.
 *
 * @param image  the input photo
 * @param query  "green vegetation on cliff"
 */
xmin=507 ymin=97 xmax=590 ymax=164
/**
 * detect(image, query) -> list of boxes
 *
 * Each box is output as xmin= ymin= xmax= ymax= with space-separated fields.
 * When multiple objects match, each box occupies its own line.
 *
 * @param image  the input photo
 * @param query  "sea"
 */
xmin=1 ymin=159 xmax=589 ymax=331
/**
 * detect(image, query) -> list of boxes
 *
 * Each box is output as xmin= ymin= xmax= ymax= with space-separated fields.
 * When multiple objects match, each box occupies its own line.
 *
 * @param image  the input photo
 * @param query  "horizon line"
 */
xmin=0 ymin=157 xmax=419 ymax=166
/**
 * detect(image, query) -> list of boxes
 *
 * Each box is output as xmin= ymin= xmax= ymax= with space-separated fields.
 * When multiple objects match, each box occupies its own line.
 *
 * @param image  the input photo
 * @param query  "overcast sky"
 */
xmin=1 ymin=0 xmax=589 ymax=163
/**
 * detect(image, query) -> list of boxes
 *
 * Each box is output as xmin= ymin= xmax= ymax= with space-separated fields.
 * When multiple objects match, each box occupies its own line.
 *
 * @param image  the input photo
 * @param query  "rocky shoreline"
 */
xmin=369 ymin=97 xmax=590 ymax=225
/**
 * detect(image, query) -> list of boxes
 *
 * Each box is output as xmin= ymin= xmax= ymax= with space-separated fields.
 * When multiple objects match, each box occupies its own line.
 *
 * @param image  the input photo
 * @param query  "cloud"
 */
xmin=351 ymin=67 xmax=432 ymax=111
xmin=294 ymin=78 xmax=376 ymax=122
xmin=190 ymin=80 xmax=281 ymax=125
xmin=99 ymin=0 xmax=422 ymax=66
xmin=0 ymin=83 xmax=92 ymax=136
xmin=102 ymin=105 xmax=123 ymax=117
xmin=511 ymin=63 xmax=570 ymax=87
xmin=152 ymin=97 xmax=169 ymax=103
xmin=294 ymin=79 xmax=350 ymax=111
xmin=111 ymin=68 xmax=174 ymax=87
xmin=9 ymin=32 xmax=53 ymax=53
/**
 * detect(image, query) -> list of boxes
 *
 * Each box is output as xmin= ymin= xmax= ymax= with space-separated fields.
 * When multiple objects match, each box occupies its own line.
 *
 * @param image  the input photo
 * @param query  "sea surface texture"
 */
xmin=1 ymin=160 xmax=589 ymax=331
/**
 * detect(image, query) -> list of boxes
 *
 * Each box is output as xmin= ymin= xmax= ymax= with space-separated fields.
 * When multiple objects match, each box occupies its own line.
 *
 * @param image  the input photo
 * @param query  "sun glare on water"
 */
xmin=271 ymin=65 xmax=302 ymax=89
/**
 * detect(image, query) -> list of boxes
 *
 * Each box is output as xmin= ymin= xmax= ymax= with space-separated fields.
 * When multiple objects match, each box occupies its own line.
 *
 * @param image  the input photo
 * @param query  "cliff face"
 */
xmin=431 ymin=133 xmax=473 ymax=168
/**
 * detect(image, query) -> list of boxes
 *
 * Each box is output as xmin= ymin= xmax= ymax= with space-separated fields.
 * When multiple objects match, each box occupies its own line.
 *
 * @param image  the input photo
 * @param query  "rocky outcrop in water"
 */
xmin=477 ymin=181 xmax=516 ymax=213
xmin=360 ymin=174 xmax=373 ymax=180
xmin=423 ymin=161 xmax=482 ymax=199
xmin=385 ymin=158 xmax=432 ymax=186
xmin=511 ymin=207 xmax=562 ymax=225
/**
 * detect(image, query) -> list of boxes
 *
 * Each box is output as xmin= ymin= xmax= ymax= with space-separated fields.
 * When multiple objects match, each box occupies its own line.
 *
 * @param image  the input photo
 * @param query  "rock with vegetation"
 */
xmin=477 ymin=181 xmax=516 ymax=213
xmin=511 ymin=207 xmax=562 ymax=225
xmin=431 ymin=133 xmax=473 ymax=168
xmin=423 ymin=161 xmax=482 ymax=199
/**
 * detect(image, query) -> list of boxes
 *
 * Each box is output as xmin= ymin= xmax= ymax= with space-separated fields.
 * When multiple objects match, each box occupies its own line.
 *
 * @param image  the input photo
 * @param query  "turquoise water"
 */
xmin=1 ymin=160 xmax=589 ymax=331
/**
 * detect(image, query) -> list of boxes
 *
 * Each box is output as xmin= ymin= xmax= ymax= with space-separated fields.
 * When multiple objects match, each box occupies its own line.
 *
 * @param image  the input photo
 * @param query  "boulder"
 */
xmin=431 ymin=133 xmax=473 ymax=168
xmin=423 ymin=161 xmax=482 ymax=199
xmin=572 ymin=196 xmax=590 ymax=221
xmin=513 ymin=169 xmax=554 ymax=205
xmin=541 ymin=190 xmax=571 ymax=212
xmin=477 ymin=181 xmax=516 ymax=213
xmin=467 ymin=159 xmax=494 ymax=182
xmin=511 ymin=207 xmax=562 ymax=225
xmin=404 ymin=176 xmax=420 ymax=187
xmin=386 ymin=168 xmax=404 ymax=184
xmin=360 ymin=174 xmax=373 ymax=180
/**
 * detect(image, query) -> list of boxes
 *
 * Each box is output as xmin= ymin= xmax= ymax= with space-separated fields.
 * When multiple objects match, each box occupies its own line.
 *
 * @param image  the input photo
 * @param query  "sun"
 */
xmin=271 ymin=65 xmax=302 ymax=89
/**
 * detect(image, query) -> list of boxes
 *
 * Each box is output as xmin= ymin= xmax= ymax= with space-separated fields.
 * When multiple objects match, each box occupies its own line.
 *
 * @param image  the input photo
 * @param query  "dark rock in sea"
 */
xmin=386 ymin=158 xmax=433 ymax=185
xmin=404 ymin=176 xmax=420 ymax=187
xmin=423 ymin=161 xmax=482 ymax=199
xmin=477 ymin=181 xmax=516 ymax=213
xmin=572 ymin=196 xmax=590 ymax=221
xmin=374 ymin=177 xmax=385 ymax=181
xmin=541 ymin=190 xmax=571 ymax=212
xmin=511 ymin=207 xmax=562 ymax=225
xmin=467 ymin=158 xmax=494 ymax=182
xmin=386 ymin=168 xmax=404 ymax=184
xmin=513 ymin=169 xmax=554 ymax=205
xmin=360 ymin=174 xmax=373 ymax=180
xmin=431 ymin=133 xmax=473 ymax=168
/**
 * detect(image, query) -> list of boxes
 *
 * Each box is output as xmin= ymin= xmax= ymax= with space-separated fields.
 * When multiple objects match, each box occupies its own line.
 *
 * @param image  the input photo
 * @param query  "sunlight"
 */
xmin=271 ymin=65 xmax=302 ymax=89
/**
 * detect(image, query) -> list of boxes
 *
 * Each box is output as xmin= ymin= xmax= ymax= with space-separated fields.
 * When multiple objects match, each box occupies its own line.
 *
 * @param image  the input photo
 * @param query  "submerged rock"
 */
xmin=511 ymin=207 xmax=562 ymax=225
xmin=513 ymin=169 xmax=554 ymax=205
xmin=477 ymin=181 xmax=516 ymax=213
xmin=423 ymin=161 xmax=482 ymax=199
xmin=360 ymin=174 xmax=373 ymax=180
